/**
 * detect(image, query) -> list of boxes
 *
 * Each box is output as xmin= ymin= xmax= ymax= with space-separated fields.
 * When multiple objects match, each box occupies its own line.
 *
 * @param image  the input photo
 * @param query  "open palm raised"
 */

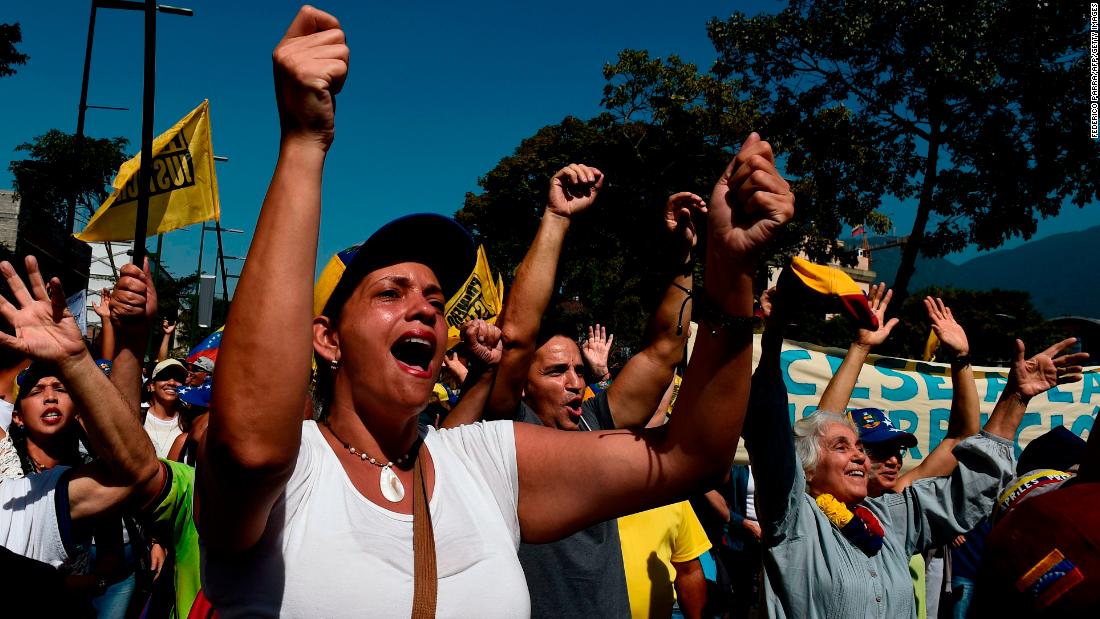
xmin=0 ymin=256 xmax=87 ymax=366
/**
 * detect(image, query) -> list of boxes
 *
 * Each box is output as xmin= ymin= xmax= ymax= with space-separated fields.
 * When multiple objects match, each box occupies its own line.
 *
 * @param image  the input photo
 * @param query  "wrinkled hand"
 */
xmin=664 ymin=192 xmax=707 ymax=250
xmin=461 ymin=319 xmax=503 ymax=367
xmin=855 ymin=283 xmax=899 ymax=348
xmin=581 ymin=324 xmax=614 ymax=378
xmin=924 ymin=296 xmax=968 ymax=355
xmin=0 ymin=256 xmax=87 ymax=367
xmin=92 ymin=287 xmax=111 ymax=319
xmin=110 ymin=260 xmax=157 ymax=331
xmin=707 ymin=133 xmax=795 ymax=276
xmin=1008 ymin=338 xmax=1089 ymax=400
xmin=273 ymin=5 xmax=349 ymax=148
xmin=743 ymin=518 xmax=763 ymax=541
xmin=547 ymin=164 xmax=603 ymax=219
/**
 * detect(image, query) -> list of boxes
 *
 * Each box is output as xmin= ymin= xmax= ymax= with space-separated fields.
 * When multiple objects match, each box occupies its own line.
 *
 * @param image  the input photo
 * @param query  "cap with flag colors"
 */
xmin=313 ymin=231 xmax=503 ymax=352
xmin=77 ymin=100 xmax=220 ymax=242
xmin=851 ymin=224 xmax=866 ymax=236
xmin=777 ymin=257 xmax=878 ymax=330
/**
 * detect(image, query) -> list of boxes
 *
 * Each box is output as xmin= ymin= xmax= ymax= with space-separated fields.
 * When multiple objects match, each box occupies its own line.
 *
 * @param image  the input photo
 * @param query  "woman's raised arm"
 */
xmin=198 ymin=5 xmax=348 ymax=553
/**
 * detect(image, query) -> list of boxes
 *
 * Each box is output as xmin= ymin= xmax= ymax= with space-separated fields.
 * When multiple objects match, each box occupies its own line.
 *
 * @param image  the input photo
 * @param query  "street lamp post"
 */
xmin=70 ymin=0 xmax=193 ymax=235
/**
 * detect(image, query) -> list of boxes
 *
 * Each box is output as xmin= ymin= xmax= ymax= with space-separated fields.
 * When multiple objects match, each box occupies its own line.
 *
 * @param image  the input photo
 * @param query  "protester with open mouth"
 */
xmin=194 ymin=5 xmax=794 ymax=616
xmin=743 ymin=289 xmax=1088 ymax=618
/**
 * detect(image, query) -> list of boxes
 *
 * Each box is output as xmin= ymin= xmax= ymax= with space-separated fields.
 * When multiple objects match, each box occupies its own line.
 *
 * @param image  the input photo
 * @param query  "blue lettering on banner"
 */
xmin=984 ymin=375 xmax=1007 ymax=403
xmin=1014 ymin=413 xmax=1043 ymax=457
xmin=801 ymin=405 xmax=819 ymax=419
xmin=980 ymin=413 xmax=991 ymax=427
xmin=887 ymin=410 xmax=923 ymax=459
xmin=928 ymin=408 xmax=950 ymax=453
xmin=788 ymin=403 xmax=796 ymax=426
xmin=1046 ymin=385 xmax=1074 ymax=403
xmin=1071 ymin=413 xmax=1095 ymax=438
xmin=914 ymin=362 xmax=953 ymax=400
xmin=781 ymin=350 xmax=817 ymax=395
xmin=1051 ymin=415 xmax=1064 ymax=431
xmin=1081 ymin=373 xmax=1100 ymax=403
xmin=826 ymin=355 xmax=869 ymax=400
xmin=874 ymin=359 xmax=918 ymax=401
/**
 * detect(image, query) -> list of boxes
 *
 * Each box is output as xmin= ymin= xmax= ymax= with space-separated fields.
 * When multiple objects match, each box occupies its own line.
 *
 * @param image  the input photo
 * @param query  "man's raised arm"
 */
xmin=484 ymin=164 xmax=603 ymax=419
xmin=605 ymin=192 xmax=704 ymax=428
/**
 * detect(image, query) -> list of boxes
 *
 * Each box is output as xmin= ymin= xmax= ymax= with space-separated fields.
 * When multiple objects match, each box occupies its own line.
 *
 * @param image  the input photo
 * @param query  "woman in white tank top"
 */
xmin=196 ymin=6 xmax=795 ymax=617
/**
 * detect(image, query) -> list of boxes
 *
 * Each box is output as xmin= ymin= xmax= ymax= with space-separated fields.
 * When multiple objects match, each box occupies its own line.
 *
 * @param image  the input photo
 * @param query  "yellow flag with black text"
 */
xmin=444 ymin=245 xmax=504 ymax=351
xmin=76 ymin=100 xmax=220 ymax=242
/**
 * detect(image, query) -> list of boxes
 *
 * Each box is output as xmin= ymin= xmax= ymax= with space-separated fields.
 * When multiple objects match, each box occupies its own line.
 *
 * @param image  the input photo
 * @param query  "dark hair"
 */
xmin=535 ymin=313 xmax=581 ymax=350
xmin=10 ymin=369 xmax=92 ymax=474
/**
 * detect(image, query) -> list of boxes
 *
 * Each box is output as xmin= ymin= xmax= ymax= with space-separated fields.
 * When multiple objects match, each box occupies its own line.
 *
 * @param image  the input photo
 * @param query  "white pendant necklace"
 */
xmin=322 ymin=420 xmax=417 ymax=503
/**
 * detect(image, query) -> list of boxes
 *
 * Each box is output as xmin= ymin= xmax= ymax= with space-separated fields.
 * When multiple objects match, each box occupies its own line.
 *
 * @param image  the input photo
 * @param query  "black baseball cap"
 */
xmin=320 ymin=214 xmax=476 ymax=319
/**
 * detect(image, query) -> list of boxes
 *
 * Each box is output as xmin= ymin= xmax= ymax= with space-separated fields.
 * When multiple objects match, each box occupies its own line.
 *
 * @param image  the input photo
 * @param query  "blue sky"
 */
xmin=1 ymin=1 xmax=1096 ymax=295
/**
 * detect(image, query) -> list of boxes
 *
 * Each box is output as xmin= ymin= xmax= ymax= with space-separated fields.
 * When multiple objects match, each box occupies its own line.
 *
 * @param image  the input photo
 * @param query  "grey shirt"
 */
xmin=515 ymin=391 xmax=632 ymax=619
xmin=745 ymin=335 xmax=1015 ymax=619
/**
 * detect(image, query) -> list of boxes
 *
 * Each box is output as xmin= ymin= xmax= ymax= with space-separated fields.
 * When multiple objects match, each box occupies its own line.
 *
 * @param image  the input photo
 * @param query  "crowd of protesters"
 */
xmin=0 ymin=4 xmax=1097 ymax=618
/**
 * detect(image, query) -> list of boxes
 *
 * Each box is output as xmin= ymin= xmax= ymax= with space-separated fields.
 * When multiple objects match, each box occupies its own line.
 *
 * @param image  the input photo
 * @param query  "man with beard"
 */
xmin=479 ymin=165 xmax=705 ymax=618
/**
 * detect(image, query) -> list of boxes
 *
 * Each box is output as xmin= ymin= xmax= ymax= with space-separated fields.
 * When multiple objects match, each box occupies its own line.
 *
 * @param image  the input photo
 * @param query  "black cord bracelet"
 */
xmin=672 ymin=283 xmax=693 ymax=336
xmin=695 ymin=290 xmax=758 ymax=337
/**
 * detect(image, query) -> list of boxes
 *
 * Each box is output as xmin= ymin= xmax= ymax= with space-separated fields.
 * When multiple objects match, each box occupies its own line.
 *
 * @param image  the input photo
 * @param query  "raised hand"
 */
xmin=707 ymin=133 xmax=795 ymax=276
xmin=461 ymin=319 xmax=503 ymax=367
xmin=924 ymin=296 xmax=968 ymax=355
xmin=110 ymin=260 xmax=157 ymax=331
xmin=758 ymin=287 xmax=781 ymax=329
xmin=663 ymin=192 xmax=708 ymax=250
xmin=0 ymin=256 xmax=87 ymax=367
xmin=273 ymin=5 xmax=349 ymax=148
xmin=855 ymin=283 xmax=899 ymax=348
xmin=547 ymin=164 xmax=604 ymax=220
xmin=1008 ymin=338 xmax=1089 ymax=400
xmin=581 ymin=324 xmax=614 ymax=379
xmin=162 ymin=320 xmax=176 ymax=336
xmin=92 ymin=288 xmax=111 ymax=320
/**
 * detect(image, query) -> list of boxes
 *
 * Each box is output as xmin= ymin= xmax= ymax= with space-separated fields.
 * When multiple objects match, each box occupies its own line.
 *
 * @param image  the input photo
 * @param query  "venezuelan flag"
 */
xmin=188 ymin=326 xmax=223 ymax=364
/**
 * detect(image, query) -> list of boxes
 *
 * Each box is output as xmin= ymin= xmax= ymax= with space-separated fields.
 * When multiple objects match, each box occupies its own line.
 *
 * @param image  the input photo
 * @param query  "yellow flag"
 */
xmin=923 ymin=329 xmax=941 ymax=361
xmin=76 ymin=100 xmax=220 ymax=242
xmin=444 ymin=245 xmax=504 ymax=350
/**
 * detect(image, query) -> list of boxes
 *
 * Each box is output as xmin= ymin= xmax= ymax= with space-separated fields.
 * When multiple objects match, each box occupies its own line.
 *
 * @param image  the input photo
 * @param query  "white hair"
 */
xmin=792 ymin=411 xmax=858 ymax=482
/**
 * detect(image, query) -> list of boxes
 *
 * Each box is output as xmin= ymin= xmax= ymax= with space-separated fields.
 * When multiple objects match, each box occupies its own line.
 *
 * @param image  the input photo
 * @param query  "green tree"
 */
xmin=0 ymin=22 xmax=28 ymax=78
xmin=9 ymin=130 xmax=129 ymax=232
xmin=707 ymin=1 xmax=1100 ymax=296
xmin=456 ymin=104 xmax=738 ymax=354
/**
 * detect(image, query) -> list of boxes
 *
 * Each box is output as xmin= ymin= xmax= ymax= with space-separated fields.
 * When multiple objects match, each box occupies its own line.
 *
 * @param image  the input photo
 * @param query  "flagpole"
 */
xmin=131 ymin=0 xmax=157 ymax=266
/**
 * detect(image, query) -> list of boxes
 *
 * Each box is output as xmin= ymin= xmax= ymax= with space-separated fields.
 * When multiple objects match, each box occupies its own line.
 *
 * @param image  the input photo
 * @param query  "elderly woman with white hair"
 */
xmin=743 ymin=298 xmax=1088 ymax=619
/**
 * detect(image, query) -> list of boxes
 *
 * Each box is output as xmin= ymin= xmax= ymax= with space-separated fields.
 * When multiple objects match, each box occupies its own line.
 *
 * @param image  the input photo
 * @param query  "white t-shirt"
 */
xmin=203 ymin=420 xmax=530 ymax=618
xmin=0 ymin=465 xmax=70 ymax=567
xmin=144 ymin=413 xmax=183 ymax=459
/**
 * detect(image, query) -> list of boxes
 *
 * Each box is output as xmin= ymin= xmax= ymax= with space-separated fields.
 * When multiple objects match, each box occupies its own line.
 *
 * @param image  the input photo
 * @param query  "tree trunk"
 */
xmin=893 ymin=118 xmax=941 ymax=298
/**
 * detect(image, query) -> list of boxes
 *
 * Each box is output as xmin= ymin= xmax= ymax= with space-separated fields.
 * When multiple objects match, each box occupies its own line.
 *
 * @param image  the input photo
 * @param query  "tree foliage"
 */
xmin=0 ymin=22 xmax=28 ymax=78
xmin=456 ymin=54 xmax=753 ymax=353
xmin=707 ymin=0 xmax=1100 ymax=294
xmin=8 ymin=130 xmax=129 ymax=232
